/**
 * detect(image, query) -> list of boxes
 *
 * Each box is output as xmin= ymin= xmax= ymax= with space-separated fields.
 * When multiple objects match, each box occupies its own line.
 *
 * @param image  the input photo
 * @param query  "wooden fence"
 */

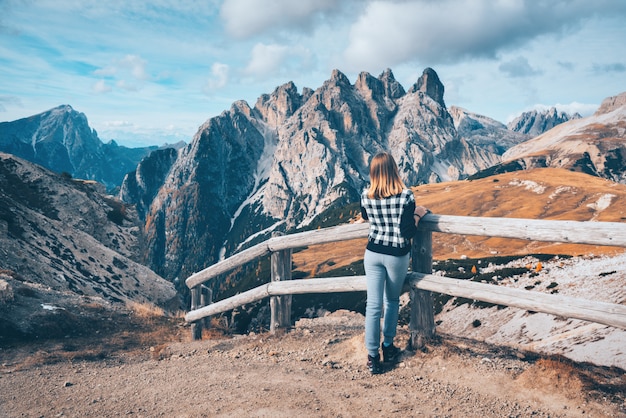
xmin=185 ymin=214 xmax=626 ymax=349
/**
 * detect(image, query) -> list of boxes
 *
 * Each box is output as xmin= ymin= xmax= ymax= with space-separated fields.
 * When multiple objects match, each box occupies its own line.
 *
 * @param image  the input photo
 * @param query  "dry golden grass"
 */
xmin=292 ymin=168 xmax=626 ymax=275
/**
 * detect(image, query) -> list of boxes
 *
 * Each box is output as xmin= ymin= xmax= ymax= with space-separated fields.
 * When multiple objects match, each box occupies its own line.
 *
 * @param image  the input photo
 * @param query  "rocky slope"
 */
xmin=0 ymin=152 xmax=179 ymax=339
xmin=490 ymin=92 xmax=626 ymax=182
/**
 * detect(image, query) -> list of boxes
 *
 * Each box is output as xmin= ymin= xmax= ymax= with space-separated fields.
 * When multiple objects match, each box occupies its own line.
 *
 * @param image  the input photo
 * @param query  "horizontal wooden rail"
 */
xmin=426 ymin=215 xmax=626 ymax=247
xmin=185 ymin=222 xmax=370 ymax=289
xmin=184 ymin=273 xmax=626 ymax=330
xmin=185 ymin=215 xmax=626 ymax=290
xmin=185 ymin=276 xmax=366 ymax=322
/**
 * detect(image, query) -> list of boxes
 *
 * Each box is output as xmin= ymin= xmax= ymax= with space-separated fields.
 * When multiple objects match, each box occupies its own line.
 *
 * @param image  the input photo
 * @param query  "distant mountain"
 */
xmin=0 ymin=105 xmax=174 ymax=190
xmin=507 ymin=107 xmax=582 ymax=136
xmin=449 ymin=106 xmax=530 ymax=155
xmin=477 ymin=92 xmax=626 ymax=182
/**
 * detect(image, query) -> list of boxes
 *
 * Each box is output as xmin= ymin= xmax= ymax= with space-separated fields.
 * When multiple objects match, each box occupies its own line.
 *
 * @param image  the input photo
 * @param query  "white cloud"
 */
xmin=92 ymin=54 xmax=149 ymax=92
xmin=342 ymin=0 xmax=626 ymax=71
xmin=244 ymin=44 xmax=290 ymax=76
xmin=205 ymin=62 xmax=230 ymax=92
xmin=92 ymin=79 xmax=112 ymax=94
xmin=95 ymin=54 xmax=148 ymax=80
xmin=116 ymin=79 xmax=140 ymax=92
xmin=103 ymin=120 xmax=134 ymax=128
xmin=220 ymin=0 xmax=339 ymax=38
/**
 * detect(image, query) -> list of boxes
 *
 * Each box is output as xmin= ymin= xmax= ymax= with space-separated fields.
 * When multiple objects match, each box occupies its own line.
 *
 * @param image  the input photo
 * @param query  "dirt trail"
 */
xmin=1 ymin=311 xmax=625 ymax=417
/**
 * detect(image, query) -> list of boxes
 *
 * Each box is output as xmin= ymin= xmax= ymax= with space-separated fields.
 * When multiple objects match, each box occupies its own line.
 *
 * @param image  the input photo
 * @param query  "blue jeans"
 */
xmin=364 ymin=249 xmax=410 ymax=357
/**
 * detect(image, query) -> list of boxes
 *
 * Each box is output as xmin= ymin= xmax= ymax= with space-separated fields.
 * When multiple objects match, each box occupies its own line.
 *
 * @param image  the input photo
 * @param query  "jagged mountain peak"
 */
xmin=507 ymin=107 xmax=582 ymax=136
xmin=378 ymin=68 xmax=406 ymax=99
xmin=449 ymin=106 xmax=530 ymax=155
xmin=355 ymin=71 xmax=384 ymax=98
xmin=127 ymin=66 xmax=509 ymax=280
xmin=0 ymin=105 xmax=159 ymax=190
xmin=408 ymin=67 xmax=445 ymax=108
xmin=328 ymin=68 xmax=352 ymax=86
xmin=595 ymin=91 xmax=626 ymax=116
xmin=495 ymin=98 xmax=626 ymax=182
xmin=254 ymin=81 xmax=303 ymax=128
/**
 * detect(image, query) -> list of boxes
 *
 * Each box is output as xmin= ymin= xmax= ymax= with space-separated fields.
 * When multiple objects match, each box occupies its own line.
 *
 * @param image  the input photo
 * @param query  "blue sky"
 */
xmin=1 ymin=0 xmax=625 ymax=148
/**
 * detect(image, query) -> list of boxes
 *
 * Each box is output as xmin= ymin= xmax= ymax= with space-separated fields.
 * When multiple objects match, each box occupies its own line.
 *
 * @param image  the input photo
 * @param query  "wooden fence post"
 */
xmin=409 ymin=227 xmax=436 ymax=350
xmin=190 ymin=285 xmax=203 ymax=340
xmin=201 ymin=285 xmax=213 ymax=328
xmin=270 ymin=232 xmax=292 ymax=333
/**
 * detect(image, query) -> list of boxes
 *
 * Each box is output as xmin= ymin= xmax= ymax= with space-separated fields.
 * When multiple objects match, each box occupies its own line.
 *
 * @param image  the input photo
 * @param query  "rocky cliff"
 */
xmin=507 ymin=107 xmax=582 ymax=136
xmin=131 ymin=68 xmax=506 ymax=281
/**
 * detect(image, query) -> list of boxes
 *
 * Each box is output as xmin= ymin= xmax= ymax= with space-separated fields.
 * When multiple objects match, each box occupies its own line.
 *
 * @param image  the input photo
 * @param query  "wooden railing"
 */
xmin=185 ymin=214 xmax=626 ymax=348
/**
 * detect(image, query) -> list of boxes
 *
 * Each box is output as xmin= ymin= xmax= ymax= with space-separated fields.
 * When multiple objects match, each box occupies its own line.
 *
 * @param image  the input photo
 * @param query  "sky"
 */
xmin=1 ymin=0 xmax=626 ymax=148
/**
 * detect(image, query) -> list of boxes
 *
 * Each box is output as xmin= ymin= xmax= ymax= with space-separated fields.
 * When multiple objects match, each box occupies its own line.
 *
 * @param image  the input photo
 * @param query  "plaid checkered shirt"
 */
xmin=360 ymin=188 xmax=416 ymax=256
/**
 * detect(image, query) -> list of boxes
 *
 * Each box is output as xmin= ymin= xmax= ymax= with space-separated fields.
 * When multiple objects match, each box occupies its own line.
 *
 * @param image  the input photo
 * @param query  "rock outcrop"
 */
xmin=129 ymin=68 xmax=503 ymax=281
xmin=507 ymin=107 xmax=582 ymax=137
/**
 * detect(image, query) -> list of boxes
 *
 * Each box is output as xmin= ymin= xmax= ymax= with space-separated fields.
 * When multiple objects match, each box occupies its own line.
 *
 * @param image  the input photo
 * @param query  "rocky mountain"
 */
xmin=0 ymin=152 xmax=178 ymax=337
xmin=449 ymin=106 xmax=531 ymax=155
xmin=480 ymin=92 xmax=626 ymax=182
xmin=0 ymin=105 xmax=168 ymax=191
xmin=132 ymin=68 xmax=507 ymax=281
xmin=118 ymin=147 xmax=180 ymax=221
xmin=508 ymin=107 xmax=582 ymax=136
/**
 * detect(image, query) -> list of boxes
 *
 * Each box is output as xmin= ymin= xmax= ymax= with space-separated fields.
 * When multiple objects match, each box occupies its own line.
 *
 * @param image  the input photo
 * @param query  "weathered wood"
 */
xmin=185 ymin=242 xmax=271 ymax=289
xmin=200 ymin=286 xmax=213 ymax=328
xmin=409 ymin=229 xmax=436 ymax=350
xmin=270 ymin=232 xmax=292 ymax=332
xmin=190 ymin=286 xmax=202 ymax=340
xmin=185 ymin=215 xmax=626 ymax=290
xmin=184 ymin=277 xmax=367 ymax=323
xmin=268 ymin=276 xmax=367 ymax=295
xmin=185 ymin=285 xmax=270 ymax=323
xmin=407 ymin=273 xmax=626 ymax=330
xmin=421 ymin=215 xmax=626 ymax=247
xmin=185 ymin=273 xmax=626 ymax=331
xmin=267 ymin=223 xmax=369 ymax=252
xmin=184 ymin=215 xmax=626 ymax=335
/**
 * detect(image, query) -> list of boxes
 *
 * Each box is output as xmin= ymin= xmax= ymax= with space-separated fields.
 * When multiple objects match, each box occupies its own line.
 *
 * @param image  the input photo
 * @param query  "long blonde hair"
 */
xmin=367 ymin=152 xmax=406 ymax=199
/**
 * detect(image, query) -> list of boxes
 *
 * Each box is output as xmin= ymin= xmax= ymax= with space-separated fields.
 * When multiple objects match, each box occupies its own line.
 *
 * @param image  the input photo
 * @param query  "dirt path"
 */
xmin=1 ymin=311 xmax=624 ymax=417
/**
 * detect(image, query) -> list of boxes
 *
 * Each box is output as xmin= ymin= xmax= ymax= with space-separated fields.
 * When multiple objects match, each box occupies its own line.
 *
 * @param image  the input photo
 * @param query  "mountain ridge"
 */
xmin=0 ymin=105 xmax=184 ymax=191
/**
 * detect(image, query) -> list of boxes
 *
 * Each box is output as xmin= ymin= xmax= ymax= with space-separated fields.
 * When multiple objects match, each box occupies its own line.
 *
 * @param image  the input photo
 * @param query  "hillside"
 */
xmin=2 ymin=166 xmax=625 ymax=416
xmin=496 ymin=92 xmax=626 ymax=184
xmin=0 ymin=152 xmax=179 ymax=341
xmin=294 ymin=167 xmax=626 ymax=279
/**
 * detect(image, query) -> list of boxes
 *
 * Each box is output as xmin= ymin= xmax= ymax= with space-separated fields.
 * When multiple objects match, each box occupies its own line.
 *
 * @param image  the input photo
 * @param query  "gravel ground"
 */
xmin=1 ymin=310 xmax=624 ymax=418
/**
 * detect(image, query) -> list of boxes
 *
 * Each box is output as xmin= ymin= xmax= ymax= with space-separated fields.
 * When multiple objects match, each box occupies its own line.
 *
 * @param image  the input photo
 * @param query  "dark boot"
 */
xmin=381 ymin=342 xmax=401 ymax=363
xmin=367 ymin=354 xmax=382 ymax=374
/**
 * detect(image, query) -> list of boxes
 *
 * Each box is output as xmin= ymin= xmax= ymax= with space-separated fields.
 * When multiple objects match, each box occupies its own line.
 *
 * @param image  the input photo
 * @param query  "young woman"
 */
xmin=360 ymin=152 xmax=429 ymax=374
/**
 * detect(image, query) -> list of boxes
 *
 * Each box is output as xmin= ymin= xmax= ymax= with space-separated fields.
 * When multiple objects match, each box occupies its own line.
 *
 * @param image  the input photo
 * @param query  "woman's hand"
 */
xmin=413 ymin=205 xmax=430 ymax=225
